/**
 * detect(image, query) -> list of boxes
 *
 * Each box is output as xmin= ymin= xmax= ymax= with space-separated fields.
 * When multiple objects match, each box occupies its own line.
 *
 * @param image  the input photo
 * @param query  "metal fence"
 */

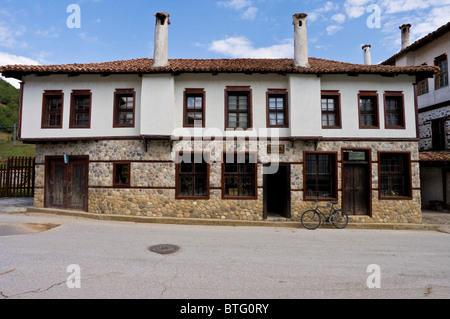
xmin=0 ymin=157 xmax=35 ymax=197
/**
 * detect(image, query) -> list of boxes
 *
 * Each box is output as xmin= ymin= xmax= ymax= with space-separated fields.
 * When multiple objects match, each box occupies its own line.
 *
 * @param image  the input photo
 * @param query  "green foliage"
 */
xmin=0 ymin=78 xmax=19 ymax=132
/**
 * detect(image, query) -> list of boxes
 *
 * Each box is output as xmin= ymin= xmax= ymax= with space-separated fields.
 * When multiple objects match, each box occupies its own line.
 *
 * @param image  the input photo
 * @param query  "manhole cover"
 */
xmin=148 ymin=244 xmax=180 ymax=255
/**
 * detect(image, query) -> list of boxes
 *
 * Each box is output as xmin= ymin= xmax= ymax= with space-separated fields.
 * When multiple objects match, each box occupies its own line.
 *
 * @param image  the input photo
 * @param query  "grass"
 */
xmin=0 ymin=132 xmax=35 ymax=160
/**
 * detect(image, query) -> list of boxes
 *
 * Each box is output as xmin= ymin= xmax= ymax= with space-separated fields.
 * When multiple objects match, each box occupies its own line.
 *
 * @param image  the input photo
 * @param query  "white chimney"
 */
xmin=152 ymin=12 xmax=170 ymax=67
xmin=293 ymin=13 xmax=310 ymax=68
xmin=362 ymin=45 xmax=371 ymax=65
xmin=400 ymin=24 xmax=411 ymax=50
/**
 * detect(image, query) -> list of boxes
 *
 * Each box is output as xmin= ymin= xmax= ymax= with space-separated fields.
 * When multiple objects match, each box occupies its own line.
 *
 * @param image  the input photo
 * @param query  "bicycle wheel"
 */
xmin=330 ymin=209 xmax=348 ymax=229
xmin=301 ymin=210 xmax=321 ymax=230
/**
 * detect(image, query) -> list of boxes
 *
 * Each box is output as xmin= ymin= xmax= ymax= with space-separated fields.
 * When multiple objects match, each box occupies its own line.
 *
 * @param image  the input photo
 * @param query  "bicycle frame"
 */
xmin=312 ymin=201 xmax=338 ymax=221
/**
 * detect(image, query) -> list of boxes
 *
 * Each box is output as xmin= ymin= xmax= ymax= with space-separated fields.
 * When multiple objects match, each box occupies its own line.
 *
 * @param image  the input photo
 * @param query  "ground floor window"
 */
xmin=304 ymin=152 xmax=337 ymax=200
xmin=379 ymin=152 xmax=411 ymax=198
xmin=223 ymin=153 xmax=257 ymax=199
xmin=176 ymin=153 xmax=209 ymax=199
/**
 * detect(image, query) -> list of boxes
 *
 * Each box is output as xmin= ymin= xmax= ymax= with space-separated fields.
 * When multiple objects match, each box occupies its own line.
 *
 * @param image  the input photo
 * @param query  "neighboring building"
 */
xmin=0 ymin=13 xmax=438 ymax=223
xmin=383 ymin=22 xmax=450 ymax=210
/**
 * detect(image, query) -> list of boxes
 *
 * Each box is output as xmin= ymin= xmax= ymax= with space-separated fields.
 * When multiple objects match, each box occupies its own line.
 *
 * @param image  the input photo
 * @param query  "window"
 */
xmin=417 ymin=79 xmax=429 ymax=96
xmin=114 ymin=89 xmax=135 ymax=127
xmin=304 ymin=152 xmax=337 ymax=200
xmin=435 ymin=55 xmax=449 ymax=90
xmin=113 ymin=162 xmax=130 ymax=188
xmin=176 ymin=153 xmax=209 ymax=199
xmin=70 ymin=90 xmax=91 ymax=128
xmin=267 ymin=89 xmax=288 ymax=127
xmin=184 ymin=89 xmax=205 ymax=127
xmin=42 ymin=90 xmax=63 ymax=128
xmin=384 ymin=92 xmax=405 ymax=129
xmin=379 ymin=153 xmax=411 ymax=198
xmin=321 ymin=91 xmax=341 ymax=128
xmin=223 ymin=153 xmax=257 ymax=199
xmin=359 ymin=91 xmax=379 ymax=128
xmin=225 ymin=87 xmax=252 ymax=129
xmin=432 ymin=118 xmax=446 ymax=151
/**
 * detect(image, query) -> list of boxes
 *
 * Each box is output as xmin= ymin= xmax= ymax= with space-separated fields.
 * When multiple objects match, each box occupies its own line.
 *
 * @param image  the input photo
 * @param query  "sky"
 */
xmin=1 ymin=0 xmax=450 ymax=88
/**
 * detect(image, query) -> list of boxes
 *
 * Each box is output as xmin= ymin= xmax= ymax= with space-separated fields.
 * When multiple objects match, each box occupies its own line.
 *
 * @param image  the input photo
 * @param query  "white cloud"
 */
xmin=0 ymin=22 xmax=27 ymax=49
xmin=217 ymin=0 xmax=258 ymax=20
xmin=344 ymin=0 xmax=373 ymax=19
xmin=209 ymin=36 xmax=293 ymax=58
xmin=331 ymin=13 xmax=346 ymax=24
xmin=327 ymin=25 xmax=344 ymax=35
xmin=309 ymin=1 xmax=339 ymax=22
xmin=0 ymin=52 xmax=40 ymax=88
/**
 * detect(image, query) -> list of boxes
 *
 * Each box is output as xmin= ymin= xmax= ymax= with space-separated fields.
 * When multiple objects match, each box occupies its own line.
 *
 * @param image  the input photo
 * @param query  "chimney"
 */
xmin=362 ymin=45 xmax=372 ymax=65
xmin=293 ymin=13 xmax=310 ymax=68
xmin=399 ymin=24 xmax=411 ymax=50
xmin=152 ymin=12 xmax=170 ymax=67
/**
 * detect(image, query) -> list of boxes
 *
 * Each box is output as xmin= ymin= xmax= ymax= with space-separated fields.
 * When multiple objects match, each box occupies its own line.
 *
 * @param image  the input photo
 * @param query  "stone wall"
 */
xmin=33 ymin=138 xmax=422 ymax=224
xmin=418 ymin=106 xmax=450 ymax=151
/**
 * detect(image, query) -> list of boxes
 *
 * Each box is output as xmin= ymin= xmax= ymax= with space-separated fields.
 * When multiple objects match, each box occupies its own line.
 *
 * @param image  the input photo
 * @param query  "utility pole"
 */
xmin=13 ymin=123 xmax=17 ymax=145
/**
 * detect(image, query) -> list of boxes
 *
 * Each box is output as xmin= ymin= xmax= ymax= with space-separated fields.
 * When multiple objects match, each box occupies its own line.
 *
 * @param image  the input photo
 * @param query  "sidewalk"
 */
xmin=1 ymin=197 xmax=450 ymax=233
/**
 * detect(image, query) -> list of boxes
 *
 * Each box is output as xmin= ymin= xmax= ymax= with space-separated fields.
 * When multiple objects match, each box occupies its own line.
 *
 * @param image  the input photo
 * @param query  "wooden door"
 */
xmin=46 ymin=157 xmax=88 ymax=211
xmin=344 ymin=164 xmax=370 ymax=215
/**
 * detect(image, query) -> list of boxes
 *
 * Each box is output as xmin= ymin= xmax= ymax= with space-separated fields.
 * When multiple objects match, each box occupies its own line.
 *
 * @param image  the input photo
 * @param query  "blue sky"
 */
xmin=1 ymin=0 xmax=450 ymax=87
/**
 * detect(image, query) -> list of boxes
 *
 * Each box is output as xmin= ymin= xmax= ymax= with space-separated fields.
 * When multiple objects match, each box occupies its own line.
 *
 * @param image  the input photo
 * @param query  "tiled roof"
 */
xmin=419 ymin=151 xmax=450 ymax=162
xmin=0 ymin=57 xmax=438 ymax=79
xmin=382 ymin=21 xmax=450 ymax=65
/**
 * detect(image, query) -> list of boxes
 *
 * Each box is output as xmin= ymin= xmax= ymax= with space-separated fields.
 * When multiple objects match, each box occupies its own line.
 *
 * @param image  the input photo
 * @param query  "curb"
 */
xmin=24 ymin=207 xmax=445 ymax=232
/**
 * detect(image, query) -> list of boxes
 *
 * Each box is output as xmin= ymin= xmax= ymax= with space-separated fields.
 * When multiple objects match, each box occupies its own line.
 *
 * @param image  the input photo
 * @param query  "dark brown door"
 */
xmin=344 ymin=164 xmax=370 ymax=215
xmin=263 ymin=164 xmax=291 ymax=219
xmin=46 ymin=157 xmax=88 ymax=211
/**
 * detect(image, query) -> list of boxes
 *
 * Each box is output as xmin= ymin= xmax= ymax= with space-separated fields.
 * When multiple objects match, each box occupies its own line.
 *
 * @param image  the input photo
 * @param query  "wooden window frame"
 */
xmin=435 ymin=54 xmax=449 ymax=90
xmin=175 ymin=152 xmax=210 ymax=200
xmin=70 ymin=90 xmax=92 ymax=129
xmin=183 ymin=89 xmax=205 ymax=128
xmin=358 ymin=91 xmax=379 ymax=129
xmin=303 ymin=151 xmax=338 ymax=201
xmin=222 ymin=152 xmax=258 ymax=200
xmin=266 ymin=89 xmax=289 ymax=128
xmin=417 ymin=79 xmax=429 ymax=96
xmin=114 ymin=89 xmax=136 ymax=128
xmin=41 ymin=90 xmax=64 ymax=129
xmin=378 ymin=152 xmax=412 ymax=200
xmin=384 ymin=91 xmax=405 ymax=129
xmin=432 ymin=118 xmax=446 ymax=151
xmin=225 ymin=86 xmax=252 ymax=130
xmin=113 ymin=162 xmax=131 ymax=188
xmin=321 ymin=91 xmax=342 ymax=129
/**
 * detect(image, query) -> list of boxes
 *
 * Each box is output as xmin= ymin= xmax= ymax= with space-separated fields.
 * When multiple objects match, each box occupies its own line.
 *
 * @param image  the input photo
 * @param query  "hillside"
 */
xmin=0 ymin=78 xmax=20 ymax=132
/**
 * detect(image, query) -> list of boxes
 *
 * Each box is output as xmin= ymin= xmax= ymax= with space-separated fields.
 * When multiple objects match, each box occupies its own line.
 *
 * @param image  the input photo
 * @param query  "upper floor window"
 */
xmin=321 ymin=91 xmax=341 ymax=129
xmin=359 ymin=91 xmax=379 ymax=128
xmin=42 ymin=90 xmax=63 ymax=129
xmin=417 ymin=79 xmax=429 ymax=96
xmin=70 ymin=90 xmax=91 ymax=129
xmin=225 ymin=86 xmax=252 ymax=129
xmin=432 ymin=118 xmax=446 ymax=151
xmin=184 ymin=89 xmax=205 ymax=128
xmin=267 ymin=89 xmax=288 ymax=128
xmin=114 ymin=89 xmax=135 ymax=128
xmin=384 ymin=92 xmax=405 ymax=129
xmin=435 ymin=54 xmax=449 ymax=90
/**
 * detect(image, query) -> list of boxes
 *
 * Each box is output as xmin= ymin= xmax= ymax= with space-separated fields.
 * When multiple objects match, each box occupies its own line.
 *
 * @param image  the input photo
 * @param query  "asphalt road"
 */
xmin=1 ymin=210 xmax=449 ymax=301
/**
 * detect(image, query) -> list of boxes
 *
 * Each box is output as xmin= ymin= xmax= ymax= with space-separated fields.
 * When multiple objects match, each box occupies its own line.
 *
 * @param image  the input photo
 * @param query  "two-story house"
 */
xmin=0 ymin=13 xmax=438 ymax=224
xmin=383 ymin=22 xmax=450 ymax=210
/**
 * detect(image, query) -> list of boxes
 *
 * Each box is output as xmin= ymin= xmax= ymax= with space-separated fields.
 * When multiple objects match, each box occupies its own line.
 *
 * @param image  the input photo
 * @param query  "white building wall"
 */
xmin=21 ymin=74 xmax=142 ymax=139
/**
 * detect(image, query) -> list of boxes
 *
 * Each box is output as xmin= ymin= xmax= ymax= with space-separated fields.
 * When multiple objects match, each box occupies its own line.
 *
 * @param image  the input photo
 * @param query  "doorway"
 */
xmin=343 ymin=150 xmax=370 ymax=216
xmin=263 ymin=163 xmax=291 ymax=219
xmin=45 ymin=156 xmax=89 ymax=211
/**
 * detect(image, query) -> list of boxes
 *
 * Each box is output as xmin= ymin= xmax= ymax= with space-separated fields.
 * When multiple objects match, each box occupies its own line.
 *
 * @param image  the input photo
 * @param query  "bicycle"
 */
xmin=301 ymin=201 xmax=348 ymax=230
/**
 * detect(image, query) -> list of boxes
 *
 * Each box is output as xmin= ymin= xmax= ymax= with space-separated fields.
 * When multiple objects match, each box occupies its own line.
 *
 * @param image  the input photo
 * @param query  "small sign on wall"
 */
xmin=267 ymin=144 xmax=285 ymax=154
